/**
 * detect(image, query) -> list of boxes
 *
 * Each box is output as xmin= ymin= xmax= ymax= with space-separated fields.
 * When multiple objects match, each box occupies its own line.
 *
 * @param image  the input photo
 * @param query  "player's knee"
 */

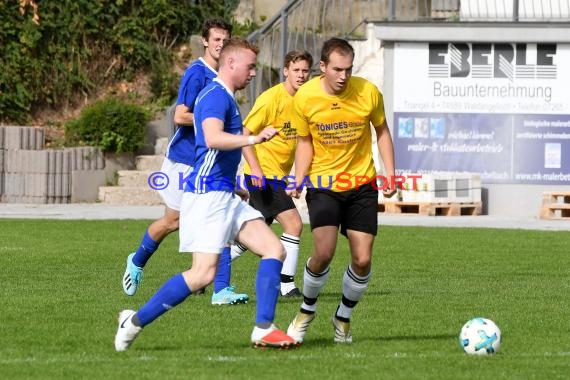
xmin=350 ymin=256 xmax=371 ymax=273
xmin=282 ymin=216 xmax=303 ymax=236
xmin=184 ymin=266 xmax=216 ymax=290
xmin=263 ymin=242 xmax=286 ymax=261
xmin=166 ymin=219 xmax=179 ymax=233
xmin=163 ymin=215 xmax=180 ymax=233
xmin=279 ymin=244 xmax=286 ymax=261
xmin=289 ymin=219 xmax=303 ymax=236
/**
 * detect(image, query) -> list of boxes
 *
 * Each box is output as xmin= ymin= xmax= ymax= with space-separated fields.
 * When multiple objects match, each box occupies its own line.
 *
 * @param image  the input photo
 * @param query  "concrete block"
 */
xmin=2 ymin=126 xmax=45 ymax=149
xmin=27 ymin=128 xmax=36 ymax=150
xmin=94 ymin=148 xmax=105 ymax=170
xmin=0 ymin=128 xmax=4 ymax=149
xmin=24 ymin=173 xmax=32 ymax=196
xmin=61 ymin=171 xmax=70 ymax=197
xmin=27 ymin=150 xmax=48 ymax=173
xmin=5 ymin=194 xmax=24 ymax=203
xmin=54 ymin=172 xmax=62 ymax=197
xmin=3 ymin=127 xmax=23 ymax=149
xmin=25 ymin=127 xmax=45 ymax=150
xmin=33 ymin=128 xmax=45 ymax=150
xmin=98 ymin=186 xmax=162 ymax=205
xmin=48 ymin=150 xmax=56 ymax=175
xmin=47 ymin=172 xmax=55 ymax=198
xmin=135 ymin=155 xmax=164 ymax=171
xmin=23 ymin=195 xmax=48 ymax=204
xmin=400 ymin=173 xmax=482 ymax=203
xmin=4 ymin=173 xmax=24 ymax=196
xmin=117 ymin=170 xmax=154 ymax=187
xmin=66 ymin=147 xmax=104 ymax=171
xmin=25 ymin=173 xmax=47 ymax=197
xmin=155 ymin=137 xmax=169 ymax=155
xmin=62 ymin=150 xmax=70 ymax=174
xmin=54 ymin=150 xmax=65 ymax=174
xmin=71 ymin=169 xmax=108 ymax=202
xmin=4 ymin=150 xmax=19 ymax=172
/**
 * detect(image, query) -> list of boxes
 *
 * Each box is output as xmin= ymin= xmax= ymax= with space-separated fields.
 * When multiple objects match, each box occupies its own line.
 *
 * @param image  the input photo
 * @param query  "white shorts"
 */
xmin=156 ymin=158 xmax=193 ymax=211
xmin=179 ymin=191 xmax=263 ymax=253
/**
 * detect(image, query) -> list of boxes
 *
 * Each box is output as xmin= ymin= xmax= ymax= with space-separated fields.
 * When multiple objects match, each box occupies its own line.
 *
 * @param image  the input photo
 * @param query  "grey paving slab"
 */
xmin=0 ymin=203 xmax=568 ymax=231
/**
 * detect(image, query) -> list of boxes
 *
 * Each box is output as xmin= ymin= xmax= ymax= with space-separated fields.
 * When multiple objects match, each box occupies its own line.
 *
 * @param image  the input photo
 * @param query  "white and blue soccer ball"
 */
xmin=459 ymin=317 xmax=501 ymax=355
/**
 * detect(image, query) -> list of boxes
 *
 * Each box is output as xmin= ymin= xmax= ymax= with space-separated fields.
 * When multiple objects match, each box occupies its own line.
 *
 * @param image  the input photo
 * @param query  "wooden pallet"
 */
xmin=539 ymin=192 xmax=570 ymax=220
xmin=378 ymin=201 xmax=482 ymax=216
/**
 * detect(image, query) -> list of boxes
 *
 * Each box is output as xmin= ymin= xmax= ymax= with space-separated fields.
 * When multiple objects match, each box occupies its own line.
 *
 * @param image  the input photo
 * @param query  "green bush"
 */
xmin=64 ymin=98 xmax=149 ymax=153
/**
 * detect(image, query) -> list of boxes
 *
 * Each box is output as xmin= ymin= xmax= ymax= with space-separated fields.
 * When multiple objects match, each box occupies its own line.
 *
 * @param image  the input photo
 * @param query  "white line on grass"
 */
xmin=2 ymin=351 xmax=570 ymax=365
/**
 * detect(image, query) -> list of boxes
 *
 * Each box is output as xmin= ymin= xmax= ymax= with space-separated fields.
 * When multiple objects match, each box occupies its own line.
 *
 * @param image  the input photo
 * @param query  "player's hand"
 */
xmin=382 ymin=187 xmax=397 ymax=198
xmin=286 ymin=188 xmax=301 ymax=199
xmin=255 ymin=127 xmax=278 ymax=143
xmin=236 ymin=188 xmax=249 ymax=201
xmin=249 ymin=168 xmax=264 ymax=188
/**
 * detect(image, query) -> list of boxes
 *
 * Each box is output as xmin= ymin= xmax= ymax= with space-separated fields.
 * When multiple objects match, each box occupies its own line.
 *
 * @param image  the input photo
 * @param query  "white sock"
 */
xmin=230 ymin=242 xmax=247 ymax=261
xmin=280 ymin=233 xmax=300 ymax=277
xmin=300 ymin=259 xmax=330 ymax=313
xmin=280 ymin=281 xmax=297 ymax=294
xmin=336 ymin=265 xmax=370 ymax=320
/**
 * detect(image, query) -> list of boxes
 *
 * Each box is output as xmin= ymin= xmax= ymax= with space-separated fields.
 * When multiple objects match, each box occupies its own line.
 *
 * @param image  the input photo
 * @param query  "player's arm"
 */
xmin=241 ymin=90 xmax=272 ymax=187
xmin=173 ymin=71 xmax=203 ymax=127
xmin=374 ymin=120 xmax=397 ymax=197
xmin=241 ymin=127 xmax=264 ymax=187
xmin=202 ymin=117 xmax=277 ymax=151
xmin=173 ymin=104 xmax=194 ymax=126
xmin=288 ymin=134 xmax=313 ymax=198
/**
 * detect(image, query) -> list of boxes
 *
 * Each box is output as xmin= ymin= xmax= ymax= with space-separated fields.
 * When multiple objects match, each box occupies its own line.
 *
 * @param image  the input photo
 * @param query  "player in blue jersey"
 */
xmin=121 ymin=19 xmax=248 ymax=305
xmin=213 ymin=50 xmax=314 ymax=298
xmin=115 ymin=38 xmax=297 ymax=350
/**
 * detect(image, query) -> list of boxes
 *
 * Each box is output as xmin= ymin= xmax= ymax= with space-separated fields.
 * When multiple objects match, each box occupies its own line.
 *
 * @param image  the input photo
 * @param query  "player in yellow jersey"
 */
xmin=216 ymin=50 xmax=313 ymax=297
xmin=286 ymin=38 xmax=396 ymax=343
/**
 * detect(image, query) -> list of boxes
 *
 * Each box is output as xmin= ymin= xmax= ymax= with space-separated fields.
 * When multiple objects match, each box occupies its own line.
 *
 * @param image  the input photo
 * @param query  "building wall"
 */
xmin=234 ymin=0 xmax=287 ymax=24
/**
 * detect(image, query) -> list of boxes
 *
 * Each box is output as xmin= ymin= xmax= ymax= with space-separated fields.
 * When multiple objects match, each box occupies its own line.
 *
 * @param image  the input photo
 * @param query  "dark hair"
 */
xmin=202 ymin=18 xmax=232 ymax=39
xmin=284 ymin=50 xmax=313 ymax=69
xmin=320 ymin=37 xmax=354 ymax=64
xmin=219 ymin=38 xmax=260 ymax=62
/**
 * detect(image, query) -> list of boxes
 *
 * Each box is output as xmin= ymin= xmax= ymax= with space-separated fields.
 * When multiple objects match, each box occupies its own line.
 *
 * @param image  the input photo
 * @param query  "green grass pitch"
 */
xmin=0 ymin=219 xmax=569 ymax=379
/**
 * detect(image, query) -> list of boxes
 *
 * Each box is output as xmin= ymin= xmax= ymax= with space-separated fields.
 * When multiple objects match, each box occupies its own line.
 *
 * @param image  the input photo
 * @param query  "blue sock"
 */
xmin=213 ymin=246 xmax=231 ymax=293
xmin=255 ymin=258 xmax=283 ymax=324
xmin=132 ymin=230 xmax=160 ymax=267
xmin=137 ymin=273 xmax=191 ymax=326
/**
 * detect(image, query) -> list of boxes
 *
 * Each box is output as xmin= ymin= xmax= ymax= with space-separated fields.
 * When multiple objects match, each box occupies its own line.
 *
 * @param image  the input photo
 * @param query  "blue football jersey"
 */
xmin=185 ymin=78 xmax=243 ymax=193
xmin=166 ymin=57 xmax=217 ymax=166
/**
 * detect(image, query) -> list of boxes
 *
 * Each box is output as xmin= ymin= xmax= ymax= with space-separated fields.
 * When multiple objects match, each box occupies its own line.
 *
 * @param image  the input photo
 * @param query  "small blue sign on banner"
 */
xmin=394 ymin=112 xmax=570 ymax=184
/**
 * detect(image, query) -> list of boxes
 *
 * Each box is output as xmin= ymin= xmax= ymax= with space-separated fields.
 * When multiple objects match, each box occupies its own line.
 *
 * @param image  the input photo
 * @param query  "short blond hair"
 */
xmin=219 ymin=38 xmax=259 ymax=64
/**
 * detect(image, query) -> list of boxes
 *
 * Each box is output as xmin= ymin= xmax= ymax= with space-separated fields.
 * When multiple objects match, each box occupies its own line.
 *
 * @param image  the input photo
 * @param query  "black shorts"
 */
xmin=245 ymin=174 xmax=296 ymax=225
xmin=305 ymin=182 xmax=378 ymax=237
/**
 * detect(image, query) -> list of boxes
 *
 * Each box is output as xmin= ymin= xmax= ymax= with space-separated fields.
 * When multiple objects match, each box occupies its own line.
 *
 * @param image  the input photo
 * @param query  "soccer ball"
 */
xmin=459 ymin=317 xmax=501 ymax=355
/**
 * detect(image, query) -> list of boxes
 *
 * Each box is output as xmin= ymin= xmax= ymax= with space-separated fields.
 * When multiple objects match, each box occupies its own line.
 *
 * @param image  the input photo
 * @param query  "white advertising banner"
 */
xmin=394 ymin=42 xmax=570 ymax=115
xmin=393 ymin=42 xmax=570 ymax=184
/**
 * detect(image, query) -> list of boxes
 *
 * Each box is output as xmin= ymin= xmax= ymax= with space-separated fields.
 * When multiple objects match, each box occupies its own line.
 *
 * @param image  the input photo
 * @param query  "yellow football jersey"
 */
xmin=243 ymin=83 xmax=297 ymax=178
xmin=292 ymin=75 xmax=386 ymax=191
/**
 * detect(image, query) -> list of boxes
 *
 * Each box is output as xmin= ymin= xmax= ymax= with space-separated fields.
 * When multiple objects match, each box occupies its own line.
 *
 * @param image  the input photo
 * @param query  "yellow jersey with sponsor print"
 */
xmin=292 ymin=75 xmax=385 ymax=191
xmin=243 ymin=83 xmax=297 ymax=178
